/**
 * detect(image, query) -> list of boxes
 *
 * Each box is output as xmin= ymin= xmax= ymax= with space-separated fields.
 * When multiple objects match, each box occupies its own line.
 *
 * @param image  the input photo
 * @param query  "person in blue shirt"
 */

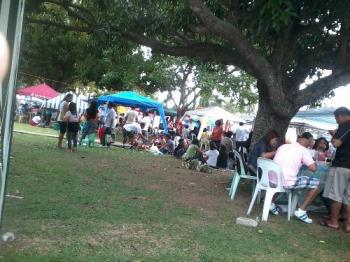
xmin=248 ymin=130 xmax=280 ymax=174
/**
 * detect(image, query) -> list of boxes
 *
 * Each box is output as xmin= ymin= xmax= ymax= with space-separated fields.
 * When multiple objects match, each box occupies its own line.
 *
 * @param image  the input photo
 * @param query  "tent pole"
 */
xmin=0 ymin=0 xmax=25 ymax=231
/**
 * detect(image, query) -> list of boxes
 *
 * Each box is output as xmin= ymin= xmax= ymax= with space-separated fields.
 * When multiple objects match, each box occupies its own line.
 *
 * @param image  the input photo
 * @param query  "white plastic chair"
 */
xmin=247 ymin=158 xmax=298 ymax=221
xmin=228 ymin=150 xmax=257 ymax=200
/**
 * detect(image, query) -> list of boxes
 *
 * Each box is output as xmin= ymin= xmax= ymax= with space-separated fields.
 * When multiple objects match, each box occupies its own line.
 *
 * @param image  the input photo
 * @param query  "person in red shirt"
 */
xmin=210 ymin=119 xmax=223 ymax=149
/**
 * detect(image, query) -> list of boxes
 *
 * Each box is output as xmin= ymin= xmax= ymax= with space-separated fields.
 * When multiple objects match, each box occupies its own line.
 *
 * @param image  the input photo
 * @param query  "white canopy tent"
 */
xmin=184 ymin=106 xmax=244 ymax=124
xmin=183 ymin=106 xmax=245 ymax=139
xmin=44 ymin=92 xmax=89 ymax=113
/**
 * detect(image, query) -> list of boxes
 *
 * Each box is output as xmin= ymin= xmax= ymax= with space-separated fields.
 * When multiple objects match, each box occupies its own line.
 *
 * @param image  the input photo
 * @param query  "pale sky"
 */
xmin=322 ymin=84 xmax=350 ymax=108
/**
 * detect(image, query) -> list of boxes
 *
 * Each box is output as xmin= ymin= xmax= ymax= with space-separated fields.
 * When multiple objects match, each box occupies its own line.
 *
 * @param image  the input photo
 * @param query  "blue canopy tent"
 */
xmin=98 ymin=91 xmax=168 ymax=132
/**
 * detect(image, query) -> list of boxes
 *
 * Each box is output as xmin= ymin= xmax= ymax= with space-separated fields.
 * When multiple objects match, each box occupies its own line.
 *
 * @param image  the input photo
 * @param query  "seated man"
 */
xmin=273 ymin=132 xmax=319 ymax=223
xmin=174 ymin=138 xmax=187 ymax=158
xmin=122 ymin=122 xmax=145 ymax=147
xmin=159 ymin=134 xmax=175 ymax=154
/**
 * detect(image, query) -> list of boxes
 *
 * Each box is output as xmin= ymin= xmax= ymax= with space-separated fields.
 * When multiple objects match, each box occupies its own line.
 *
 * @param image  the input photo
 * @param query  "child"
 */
xmin=204 ymin=142 xmax=219 ymax=168
xmin=64 ymin=102 xmax=80 ymax=152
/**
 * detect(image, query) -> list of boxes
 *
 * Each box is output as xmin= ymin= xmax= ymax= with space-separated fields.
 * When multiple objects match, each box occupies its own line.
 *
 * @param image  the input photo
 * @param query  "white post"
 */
xmin=0 ymin=0 xmax=26 ymax=230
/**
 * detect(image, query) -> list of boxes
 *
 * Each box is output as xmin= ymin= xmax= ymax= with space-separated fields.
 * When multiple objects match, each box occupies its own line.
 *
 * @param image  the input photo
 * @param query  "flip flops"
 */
xmin=319 ymin=220 xmax=340 ymax=230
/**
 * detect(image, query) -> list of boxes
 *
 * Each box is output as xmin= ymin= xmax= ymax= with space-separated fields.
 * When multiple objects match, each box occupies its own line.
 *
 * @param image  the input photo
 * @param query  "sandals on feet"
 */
xmin=319 ymin=220 xmax=340 ymax=230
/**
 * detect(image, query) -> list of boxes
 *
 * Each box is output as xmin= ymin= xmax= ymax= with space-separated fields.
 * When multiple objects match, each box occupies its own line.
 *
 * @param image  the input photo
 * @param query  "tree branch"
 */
xmin=188 ymin=0 xmax=277 ymax=89
xmin=43 ymin=0 xmax=97 ymax=26
xmin=121 ymin=32 xmax=257 ymax=77
xmin=336 ymin=17 xmax=350 ymax=69
xmin=27 ymin=17 xmax=93 ymax=32
xmin=296 ymin=69 xmax=350 ymax=107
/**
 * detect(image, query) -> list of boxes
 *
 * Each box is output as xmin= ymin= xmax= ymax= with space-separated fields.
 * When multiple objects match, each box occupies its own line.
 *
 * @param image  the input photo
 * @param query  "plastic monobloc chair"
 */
xmin=247 ymin=158 xmax=298 ymax=222
xmin=228 ymin=150 xmax=257 ymax=200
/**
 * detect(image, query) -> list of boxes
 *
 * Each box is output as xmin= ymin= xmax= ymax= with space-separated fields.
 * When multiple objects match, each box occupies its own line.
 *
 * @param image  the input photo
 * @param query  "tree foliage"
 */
xmin=26 ymin=0 xmax=350 ymax=140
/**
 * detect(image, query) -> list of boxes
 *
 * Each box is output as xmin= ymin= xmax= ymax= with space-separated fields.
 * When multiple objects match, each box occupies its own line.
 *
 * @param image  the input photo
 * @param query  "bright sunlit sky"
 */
xmin=322 ymin=85 xmax=350 ymax=108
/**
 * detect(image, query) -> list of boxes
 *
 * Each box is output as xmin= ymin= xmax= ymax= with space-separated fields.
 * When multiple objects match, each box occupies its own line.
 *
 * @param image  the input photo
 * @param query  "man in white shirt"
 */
xmin=124 ymin=106 xmax=138 ymax=124
xmin=123 ymin=122 xmax=146 ymax=146
xmin=142 ymin=112 xmax=151 ymax=132
xmin=235 ymin=122 xmax=249 ymax=153
xmin=102 ymin=102 xmax=117 ymax=146
xmin=204 ymin=142 xmax=220 ymax=167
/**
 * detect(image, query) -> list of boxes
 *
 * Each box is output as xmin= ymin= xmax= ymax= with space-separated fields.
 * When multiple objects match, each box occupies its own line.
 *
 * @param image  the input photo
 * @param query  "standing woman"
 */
xmin=57 ymin=93 xmax=73 ymax=148
xmin=210 ymin=119 xmax=224 ymax=149
xmin=64 ymin=102 xmax=80 ymax=152
xmin=79 ymin=100 xmax=99 ymax=145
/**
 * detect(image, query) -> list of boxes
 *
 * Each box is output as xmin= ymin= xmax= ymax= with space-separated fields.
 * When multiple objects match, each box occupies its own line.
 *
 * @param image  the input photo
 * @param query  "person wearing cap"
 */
xmin=322 ymin=107 xmax=350 ymax=232
xmin=273 ymin=132 xmax=319 ymax=223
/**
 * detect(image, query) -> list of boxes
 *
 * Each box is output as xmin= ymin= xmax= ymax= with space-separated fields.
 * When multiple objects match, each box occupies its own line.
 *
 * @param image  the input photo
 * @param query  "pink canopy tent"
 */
xmin=17 ymin=83 xmax=60 ymax=99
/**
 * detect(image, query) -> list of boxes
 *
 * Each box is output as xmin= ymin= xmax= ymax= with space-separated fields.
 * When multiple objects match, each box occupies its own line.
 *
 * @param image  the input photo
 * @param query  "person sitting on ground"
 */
xmin=122 ymin=122 xmax=146 ymax=147
xmin=174 ymin=138 xmax=186 ymax=158
xmin=248 ymin=130 xmax=280 ymax=174
xmin=312 ymin=137 xmax=330 ymax=162
xmin=227 ymin=152 xmax=235 ymax=170
xmin=221 ymin=131 xmax=234 ymax=153
xmin=211 ymin=119 xmax=224 ymax=149
xmin=64 ymin=102 xmax=80 ymax=152
xmin=30 ymin=113 xmax=41 ymax=126
xmin=273 ymin=132 xmax=319 ymax=224
xmin=216 ymin=145 xmax=228 ymax=169
xmin=183 ymin=138 xmax=203 ymax=162
xmin=124 ymin=106 xmax=138 ymax=124
xmin=204 ymin=142 xmax=220 ymax=168
xmin=79 ymin=100 xmax=99 ymax=145
xmin=159 ymin=134 xmax=175 ymax=154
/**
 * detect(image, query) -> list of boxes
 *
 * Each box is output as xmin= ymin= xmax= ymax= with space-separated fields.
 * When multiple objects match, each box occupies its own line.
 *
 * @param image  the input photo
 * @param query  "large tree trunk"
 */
xmin=176 ymin=107 xmax=187 ymax=119
xmin=251 ymin=86 xmax=297 ymax=149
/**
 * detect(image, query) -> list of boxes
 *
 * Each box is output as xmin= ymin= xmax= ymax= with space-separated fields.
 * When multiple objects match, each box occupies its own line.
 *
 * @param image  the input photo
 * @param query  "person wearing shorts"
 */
xmin=322 ymin=107 xmax=350 ymax=233
xmin=274 ymin=132 xmax=319 ymax=224
xmin=57 ymin=94 xmax=73 ymax=148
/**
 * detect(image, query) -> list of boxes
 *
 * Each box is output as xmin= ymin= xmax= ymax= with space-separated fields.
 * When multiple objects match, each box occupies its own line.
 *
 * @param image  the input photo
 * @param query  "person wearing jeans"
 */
xmin=64 ymin=102 xmax=79 ymax=152
xmin=102 ymin=102 xmax=116 ymax=147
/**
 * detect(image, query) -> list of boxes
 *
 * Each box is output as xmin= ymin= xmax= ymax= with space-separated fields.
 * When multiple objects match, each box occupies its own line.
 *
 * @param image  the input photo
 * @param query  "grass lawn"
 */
xmin=13 ymin=123 xmax=58 ymax=137
xmin=0 ymin=133 xmax=349 ymax=261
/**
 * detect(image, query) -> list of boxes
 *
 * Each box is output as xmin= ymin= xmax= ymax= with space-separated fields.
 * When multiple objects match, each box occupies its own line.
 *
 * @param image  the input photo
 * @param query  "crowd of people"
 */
xmin=54 ymin=94 xmax=350 ymax=232
xmin=246 ymin=107 xmax=350 ymax=232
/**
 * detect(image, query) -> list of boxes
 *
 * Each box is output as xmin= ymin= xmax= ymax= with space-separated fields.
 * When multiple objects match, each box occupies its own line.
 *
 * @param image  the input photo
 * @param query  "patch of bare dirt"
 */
xmin=85 ymin=223 xmax=179 ymax=256
xmin=125 ymin=155 xmax=254 ymax=218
